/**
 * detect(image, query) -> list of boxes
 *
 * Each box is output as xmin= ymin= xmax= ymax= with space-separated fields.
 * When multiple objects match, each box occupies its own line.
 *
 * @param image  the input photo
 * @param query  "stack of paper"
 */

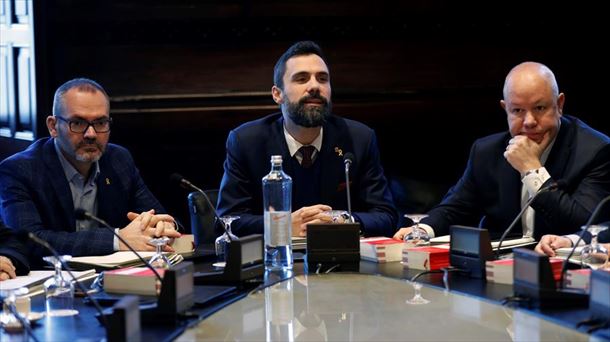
xmin=430 ymin=235 xmax=536 ymax=250
xmin=0 ymin=269 xmax=96 ymax=292
xmin=69 ymin=252 xmax=183 ymax=271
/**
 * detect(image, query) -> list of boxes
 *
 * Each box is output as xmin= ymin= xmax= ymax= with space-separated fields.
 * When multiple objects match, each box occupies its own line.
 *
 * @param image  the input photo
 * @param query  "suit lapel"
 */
xmin=43 ymin=139 xmax=76 ymax=230
xmin=319 ymin=118 xmax=351 ymax=203
xmin=498 ymin=135 xmax=523 ymax=233
xmin=96 ymin=153 xmax=127 ymax=227
xmin=534 ymin=116 xmax=573 ymax=234
xmin=543 ymin=117 xmax=572 ymax=181
xmin=270 ymin=116 xmax=295 ymax=177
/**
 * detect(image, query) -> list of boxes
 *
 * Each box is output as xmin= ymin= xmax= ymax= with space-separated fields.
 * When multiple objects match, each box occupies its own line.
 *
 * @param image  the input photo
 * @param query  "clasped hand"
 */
xmin=118 ymin=209 xmax=181 ymax=252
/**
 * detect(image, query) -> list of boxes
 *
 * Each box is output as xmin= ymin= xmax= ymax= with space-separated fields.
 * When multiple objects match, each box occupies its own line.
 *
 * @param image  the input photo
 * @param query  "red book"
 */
xmin=565 ymin=269 xmax=592 ymax=291
xmin=486 ymin=258 xmax=564 ymax=285
xmin=104 ymin=267 xmax=165 ymax=296
xmin=402 ymin=245 xmax=450 ymax=270
xmin=360 ymin=237 xmax=405 ymax=263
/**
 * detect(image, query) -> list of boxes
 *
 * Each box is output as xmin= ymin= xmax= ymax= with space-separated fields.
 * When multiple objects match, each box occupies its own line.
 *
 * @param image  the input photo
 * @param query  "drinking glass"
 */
xmin=406 ymin=281 xmax=430 ymax=305
xmin=581 ymin=224 xmax=609 ymax=265
xmin=148 ymin=236 xmax=172 ymax=269
xmin=0 ymin=287 xmax=29 ymax=332
xmin=403 ymin=214 xmax=430 ymax=246
xmin=43 ymin=255 xmax=78 ymax=317
xmin=214 ymin=215 xmax=240 ymax=267
xmin=322 ymin=210 xmax=351 ymax=224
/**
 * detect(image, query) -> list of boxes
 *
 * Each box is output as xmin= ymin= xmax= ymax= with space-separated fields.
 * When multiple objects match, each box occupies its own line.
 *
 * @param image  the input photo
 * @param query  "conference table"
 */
xmin=177 ymin=272 xmax=591 ymax=341
xmin=2 ymin=256 xmax=609 ymax=341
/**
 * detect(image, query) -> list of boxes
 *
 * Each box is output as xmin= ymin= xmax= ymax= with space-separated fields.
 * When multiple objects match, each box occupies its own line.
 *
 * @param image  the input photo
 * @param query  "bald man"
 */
xmin=394 ymin=61 xmax=610 ymax=242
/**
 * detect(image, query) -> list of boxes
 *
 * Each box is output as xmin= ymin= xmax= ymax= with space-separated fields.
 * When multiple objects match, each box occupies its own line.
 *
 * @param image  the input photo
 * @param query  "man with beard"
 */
xmin=217 ymin=41 xmax=397 ymax=237
xmin=0 ymin=78 xmax=180 ymax=263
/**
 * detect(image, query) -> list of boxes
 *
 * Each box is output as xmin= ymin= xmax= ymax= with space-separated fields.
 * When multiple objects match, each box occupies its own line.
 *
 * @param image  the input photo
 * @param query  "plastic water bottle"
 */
xmin=262 ymin=155 xmax=293 ymax=271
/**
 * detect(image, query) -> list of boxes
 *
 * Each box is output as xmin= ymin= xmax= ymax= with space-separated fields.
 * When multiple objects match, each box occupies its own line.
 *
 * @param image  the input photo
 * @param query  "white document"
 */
xmin=69 ymin=251 xmax=157 ymax=268
xmin=0 ymin=269 xmax=96 ymax=291
xmin=430 ymin=235 xmax=536 ymax=250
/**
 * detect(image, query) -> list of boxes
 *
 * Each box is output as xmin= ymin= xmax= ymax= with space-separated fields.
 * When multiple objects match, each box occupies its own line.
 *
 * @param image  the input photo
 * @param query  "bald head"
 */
xmin=503 ymin=62 xmax=559 ymax=101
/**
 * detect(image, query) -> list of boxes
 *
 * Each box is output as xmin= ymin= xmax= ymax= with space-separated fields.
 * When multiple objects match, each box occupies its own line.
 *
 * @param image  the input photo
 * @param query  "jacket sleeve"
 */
xmin=216 ymin=130 xmax=264 ymax=236
xmin=352 ymin=131 xmax=398 ymax=237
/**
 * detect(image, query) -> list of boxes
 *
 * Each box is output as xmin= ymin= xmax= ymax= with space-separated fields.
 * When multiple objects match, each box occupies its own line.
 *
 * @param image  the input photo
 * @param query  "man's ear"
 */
xmin=271 ymin=85 xmax=283 ymax=105
xmin=46 ymin=116 xmax=58 ymax=137
xmin=557 ymin=93 xmax=565 ymax=116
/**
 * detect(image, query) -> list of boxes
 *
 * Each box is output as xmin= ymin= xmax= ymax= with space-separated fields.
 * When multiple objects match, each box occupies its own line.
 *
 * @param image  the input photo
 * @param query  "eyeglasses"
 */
xmin=55 ymin=116 xmax=112 ymax=133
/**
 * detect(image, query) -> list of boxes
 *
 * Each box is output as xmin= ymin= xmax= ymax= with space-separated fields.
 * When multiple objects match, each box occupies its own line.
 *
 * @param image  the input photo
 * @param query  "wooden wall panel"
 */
xmin=3 ymin=0 xmax=606 ymax=226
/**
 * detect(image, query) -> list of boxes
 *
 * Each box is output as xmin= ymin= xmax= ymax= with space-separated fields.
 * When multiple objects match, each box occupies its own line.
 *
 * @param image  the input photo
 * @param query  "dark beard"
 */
xmin=284 ymin=93 xmax=331 ymax=128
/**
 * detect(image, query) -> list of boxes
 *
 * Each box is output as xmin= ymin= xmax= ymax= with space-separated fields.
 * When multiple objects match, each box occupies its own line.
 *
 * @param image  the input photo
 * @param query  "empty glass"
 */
xmin=403 ymin=214 xmax=430 ymax=246
xmin=148 ymin=236 xmax=172 ymax=269
xmin=43 ymin=255 xmax=78 ymax=317
xmin=406 ymin=280 xmax=430 ymax=305
xmin=214 ymin=215 xmax=240 ymax=267
xmin=581 ymin=224 xmax=609 ymax=266
xmin=0 ymin=287 xmax=29 ymax=332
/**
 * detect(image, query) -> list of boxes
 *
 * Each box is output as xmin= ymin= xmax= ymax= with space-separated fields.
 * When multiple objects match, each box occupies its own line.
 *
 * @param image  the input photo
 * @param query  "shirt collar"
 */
xmin=283 ymin=126 xmax=323 ymax=157
xmin=54 ymin=139 xmax=100 ymax=185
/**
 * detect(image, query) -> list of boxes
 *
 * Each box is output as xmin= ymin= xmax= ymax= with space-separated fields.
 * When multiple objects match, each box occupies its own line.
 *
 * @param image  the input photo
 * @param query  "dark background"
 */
xmin=3 ymin=0 xmax=608 ymax=229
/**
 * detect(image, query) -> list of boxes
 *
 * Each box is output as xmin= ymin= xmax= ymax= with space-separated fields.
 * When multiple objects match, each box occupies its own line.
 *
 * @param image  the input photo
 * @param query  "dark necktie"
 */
xmin=299 ymin=145 xmax=316 ymax=168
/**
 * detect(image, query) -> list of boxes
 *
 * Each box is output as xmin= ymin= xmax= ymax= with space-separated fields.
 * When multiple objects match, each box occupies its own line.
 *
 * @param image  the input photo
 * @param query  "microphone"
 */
xmin=495 ymin=180 xmax=565 ymax=258
xmin=74 ymin=209 xmax=163 ymax=283
xmin=343 ymin=153 xmax=355 ymax=223
xmin=16 ymin=230 xmax=108 ymax=329
xmin=558 ymin=194 xmax=610 ymax=288
xmin=170 ymin=173 xmax=234 ymax=241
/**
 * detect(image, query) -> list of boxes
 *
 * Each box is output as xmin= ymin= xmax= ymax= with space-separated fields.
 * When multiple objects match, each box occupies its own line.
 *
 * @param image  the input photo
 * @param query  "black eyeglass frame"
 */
xmin=55 ymin=116 xmax=113 ymax=133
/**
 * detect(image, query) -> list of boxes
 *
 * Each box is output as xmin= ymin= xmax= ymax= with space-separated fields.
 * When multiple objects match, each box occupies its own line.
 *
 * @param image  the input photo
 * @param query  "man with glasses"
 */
xmin=0 ymin=78 xmax=180 ymax=264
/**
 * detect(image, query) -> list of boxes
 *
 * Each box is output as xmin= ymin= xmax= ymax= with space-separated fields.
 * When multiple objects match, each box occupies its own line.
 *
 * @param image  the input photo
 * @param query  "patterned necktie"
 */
xmin=299 ymin=145 xmax=316 ymax=168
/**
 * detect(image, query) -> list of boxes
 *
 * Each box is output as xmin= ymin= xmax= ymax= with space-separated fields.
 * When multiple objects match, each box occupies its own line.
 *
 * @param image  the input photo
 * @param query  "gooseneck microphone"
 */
xmin=495 ymin=180 xmax=564 ymax=258
xmin=18 ymin=230 xmax=108 ymax=329
xmin=558 ymin=194 xmax=610 ymax=288
xmin=343 ymin=153 xmax=355 ymax=223
xmin=170 ymin=173 xmax=234 ymax=241
xmin=74 ymin=209 xmax=163 ymax=283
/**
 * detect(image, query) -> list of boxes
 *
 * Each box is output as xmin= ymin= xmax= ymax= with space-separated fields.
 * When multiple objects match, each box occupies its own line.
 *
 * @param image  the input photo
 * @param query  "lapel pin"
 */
xmin=334 ymin=147 xmax=343 ymax=157
xmin=105 ymin=178 xmax=111 ymax=185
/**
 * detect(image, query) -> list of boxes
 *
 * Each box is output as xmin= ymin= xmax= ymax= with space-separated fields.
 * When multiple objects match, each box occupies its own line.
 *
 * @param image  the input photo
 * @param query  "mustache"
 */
xmin=77 ymin=140 xmax=103 ymax=150
xmin=299 ymin=93 xmax=329 ymax=105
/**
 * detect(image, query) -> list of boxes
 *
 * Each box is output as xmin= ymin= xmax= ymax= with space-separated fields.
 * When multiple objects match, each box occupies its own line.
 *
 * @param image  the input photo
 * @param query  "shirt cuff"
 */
xmin=418 ymin=223 xmax=435 ymax=238
xmin=565 ymin=234 xmax=586 ymax=247
xmin=113 ymin=229 xmax=120 ymax=251
xmin=522 ymin=167 xmax=551 ymax=197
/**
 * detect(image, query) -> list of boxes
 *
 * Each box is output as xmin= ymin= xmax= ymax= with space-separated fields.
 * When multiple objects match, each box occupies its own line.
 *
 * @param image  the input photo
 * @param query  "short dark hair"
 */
xmin=273 ymin=41 xmax=328 ymax=90
xmin=52 ymin=78 xmax=109 ymax=117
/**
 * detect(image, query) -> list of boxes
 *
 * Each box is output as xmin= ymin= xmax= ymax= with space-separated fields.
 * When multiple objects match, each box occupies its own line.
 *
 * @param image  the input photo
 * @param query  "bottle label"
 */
xmin=264 ymin=211 xmax=291 ymax=246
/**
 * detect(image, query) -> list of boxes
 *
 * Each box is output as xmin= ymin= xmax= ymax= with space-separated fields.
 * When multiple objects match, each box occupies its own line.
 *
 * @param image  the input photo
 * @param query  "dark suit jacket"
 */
xmin=0 ymin=138 xmax=166 ymax=258
xmin=423 ymin=116 xmax=610 ymax=240
xmin=0 ymin=221 xmax=30 ymax=275
xmin=217 ymin=113 xmax=398 ymax=237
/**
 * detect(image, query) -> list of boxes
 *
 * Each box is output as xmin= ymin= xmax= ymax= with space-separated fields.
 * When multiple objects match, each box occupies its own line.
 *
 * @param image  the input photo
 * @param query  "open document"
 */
xmin=0 ymin=269 xmax=96 ymax=292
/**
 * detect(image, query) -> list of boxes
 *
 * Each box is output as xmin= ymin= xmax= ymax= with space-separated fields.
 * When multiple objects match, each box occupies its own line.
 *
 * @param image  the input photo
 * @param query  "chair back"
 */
xmin=188 ymin=189 xmax=219 ymax=246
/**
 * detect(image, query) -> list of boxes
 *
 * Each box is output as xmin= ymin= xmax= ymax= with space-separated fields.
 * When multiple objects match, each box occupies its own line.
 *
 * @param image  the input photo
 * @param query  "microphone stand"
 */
xmin=75 ymin=209 xmax=163 ymax=283
xmin=26 ymin=232 xmax=108 ymax=328
xmin=495 ymin=181 xmax=560 ymax=259
xmin=171 ymin=173 xmax=234 ymax=241
xmin=342 ymin=154 xmax=355 ymax=224
xmin=558 ymin=195 xmax=610 ymax=288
